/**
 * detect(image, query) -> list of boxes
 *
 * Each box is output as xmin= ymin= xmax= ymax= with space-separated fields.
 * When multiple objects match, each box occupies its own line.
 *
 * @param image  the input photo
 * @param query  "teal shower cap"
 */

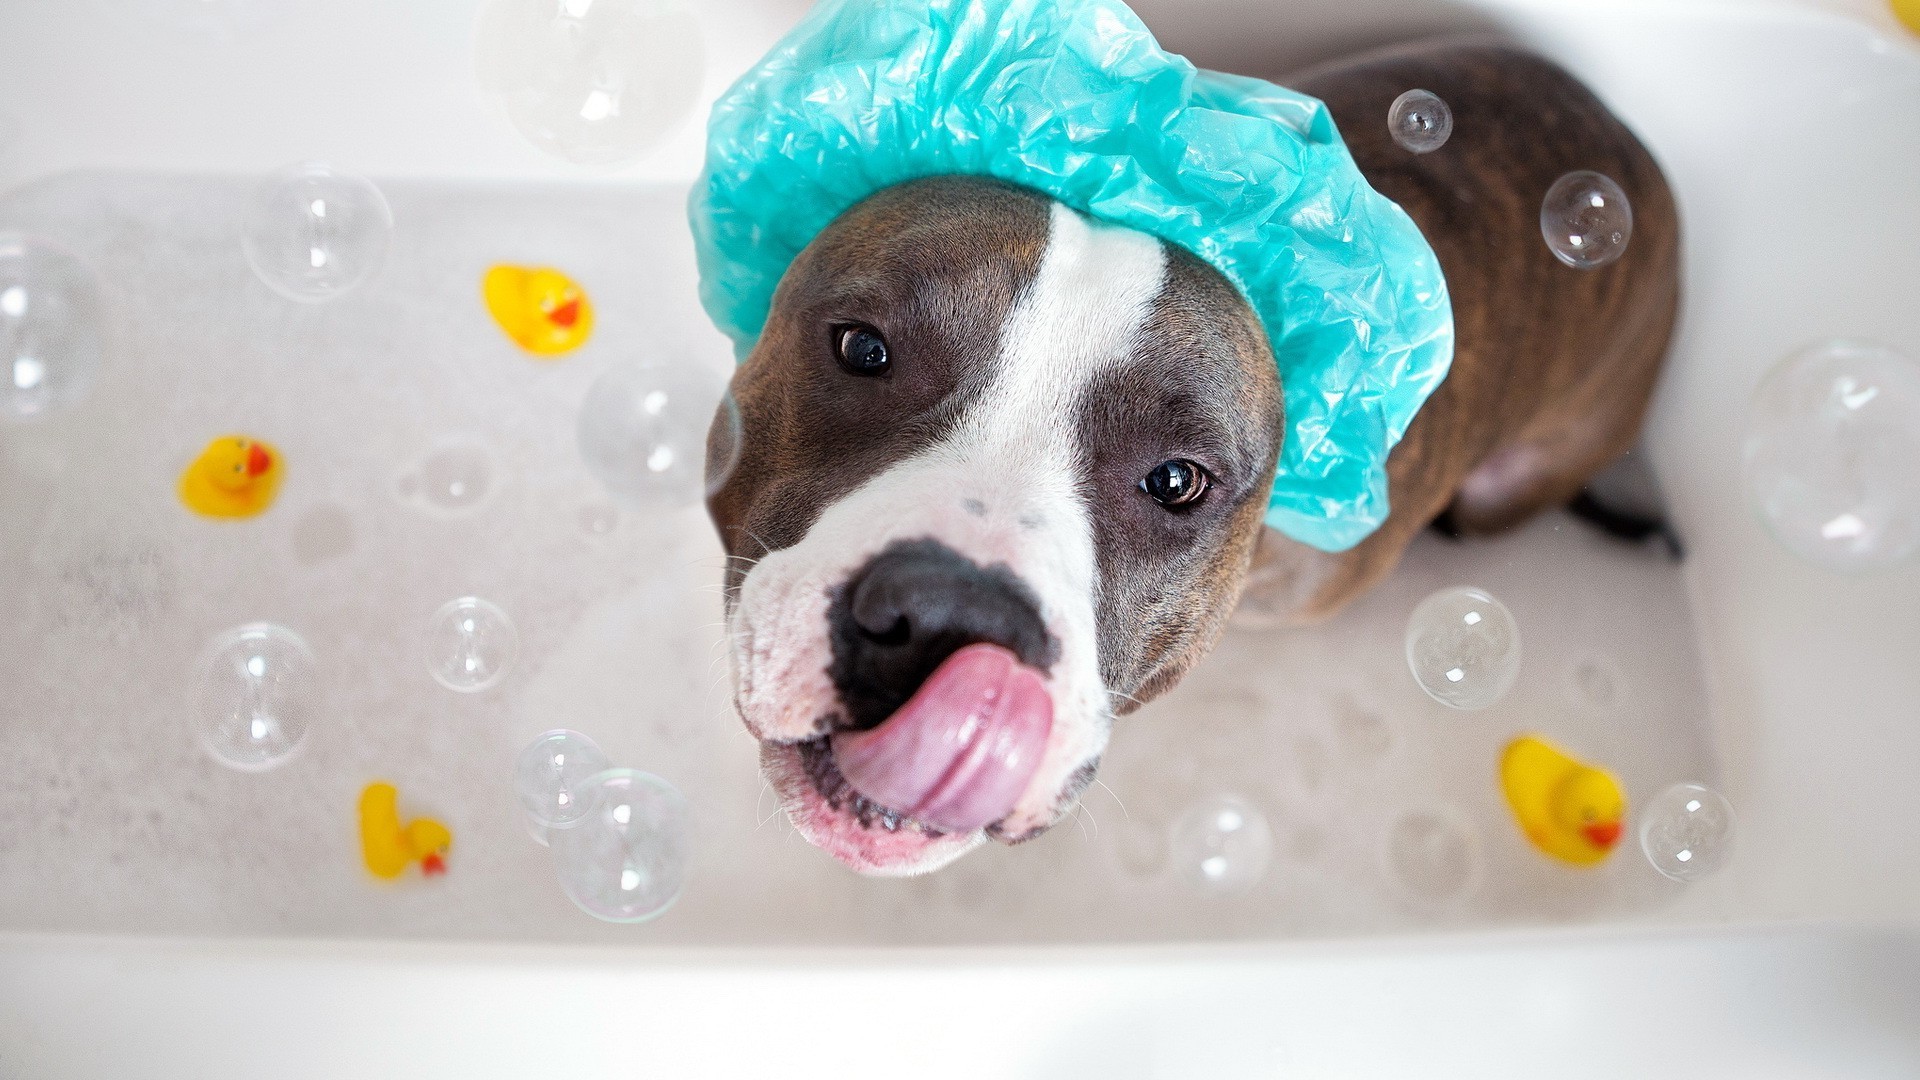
xmin=689 ymin=0 xmax=1454 ymax=552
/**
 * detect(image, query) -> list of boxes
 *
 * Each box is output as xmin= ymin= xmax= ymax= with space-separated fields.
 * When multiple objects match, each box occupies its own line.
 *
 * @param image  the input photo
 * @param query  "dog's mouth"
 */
xmin=760 ymin=642 xmax=1058 ymax=873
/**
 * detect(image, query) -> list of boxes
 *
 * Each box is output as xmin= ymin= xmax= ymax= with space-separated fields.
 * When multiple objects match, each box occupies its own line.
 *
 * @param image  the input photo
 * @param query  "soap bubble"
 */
xmin=578 ymin=362 xmax=739 ymax=508
xmin=549 ymin=768 xmax=689 ymax=922
xmin=1 ymin=233 xmax=108 ymax=421
xmin=1405 ymin=586 xmax=1521 ymax=710
xmin=1742 ymin=340 xmax=1920 ymax=572
xmin=240 ymin=161 xmax=393 ymax=302
xmin=426 ymin=596 xmax=519 ymax=692
xmin=515 ymin=729 xmax=613 ymax=831
xmin=1171 ymin=794 xmax=1272 ymax=891
xmin=1388 ymin=89 xmax=1452 ymax=154
xmin=1384 ymin=809 xmax=1482 ymax=907
xmin=474 ymin=0 xmax=706 ymax=166
xmin=410 ymin=444 xmax=495 ymax=515
xmin=193 ymin=623 xmax=318 ymax=771
xmin=1541 ymin=170 xmax=1632 ymax=269
xmin=1640 ymin=782 xmax=1736 ymax=882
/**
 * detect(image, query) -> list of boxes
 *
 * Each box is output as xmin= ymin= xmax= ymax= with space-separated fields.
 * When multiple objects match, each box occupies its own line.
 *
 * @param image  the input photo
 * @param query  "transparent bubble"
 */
xmin=577 ymin=362 xmax=737 ymax=509
xmin=426 ymin=597 xmax=519 ymax=693
xmin=474 ymin=0 xmax=706 ymax=166
xmin=1384 ymin=809 xmax=1482 ymax=907
xmin=1 ymin=233 xmax=108 ymax=421
xmin=515 ymin=729 xmax=613 ymax=832
xmin=193 ymin=623 xmax=318 ymax=771
xmin=412 ymin=444 xmax=495 ymax=515
xmin=1388 ymin=89 xmax=1452 ymax=154
xmin=1742 ymin=340 xmax=1920 ymax=572
xmin=1640 ymin=782 xmax=1736 ymax=882
xmin=240 ymin=161 xmax=393 ymax=302
xmin=578 ymin=502 xmax=619 ymax=536
xmin=1405 ymin=587 xmax=1521 ymax=709
xmin=1540 ymin=170 xmax=1632 ymax=269
xmin=1171 ymin=794 xmax=1273 ymax=891
xmin=549 ymin=768 xmax=690 ymax=922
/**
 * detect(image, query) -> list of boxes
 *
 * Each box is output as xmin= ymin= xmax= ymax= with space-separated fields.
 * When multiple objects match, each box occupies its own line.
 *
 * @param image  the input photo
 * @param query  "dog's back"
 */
xmin=1242 ymin=42 xmax=1682 ymax=624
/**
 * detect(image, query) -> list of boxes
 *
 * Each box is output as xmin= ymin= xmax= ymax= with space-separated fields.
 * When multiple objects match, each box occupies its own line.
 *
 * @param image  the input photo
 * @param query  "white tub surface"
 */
xmin=3 ymin=0 xmax=1918 ymax=1072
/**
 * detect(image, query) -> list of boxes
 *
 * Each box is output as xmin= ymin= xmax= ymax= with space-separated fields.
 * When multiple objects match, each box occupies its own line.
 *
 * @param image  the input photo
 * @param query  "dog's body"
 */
xmin=707 ymin=42 xmax=1679 ymax=875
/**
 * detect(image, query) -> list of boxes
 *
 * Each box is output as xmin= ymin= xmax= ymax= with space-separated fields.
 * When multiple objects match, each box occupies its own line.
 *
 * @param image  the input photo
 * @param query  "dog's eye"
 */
xmin=1140 ymin=459 xmax=1210 ymax=509
xmin=833 ymin=324 xmax=891 ymax=376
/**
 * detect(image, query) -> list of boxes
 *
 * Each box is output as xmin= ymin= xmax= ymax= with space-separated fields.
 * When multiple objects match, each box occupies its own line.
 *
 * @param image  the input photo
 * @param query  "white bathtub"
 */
xmin=2 ymin=0 xmax=1917 ymax=1075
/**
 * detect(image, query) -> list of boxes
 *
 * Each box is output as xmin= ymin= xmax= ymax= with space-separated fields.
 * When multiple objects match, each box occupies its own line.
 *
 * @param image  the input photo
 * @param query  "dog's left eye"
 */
xmin=833 ymin=324 xmax=891 ymax=376
xmin=1140 ymin=459 xmax=1210 ymax=509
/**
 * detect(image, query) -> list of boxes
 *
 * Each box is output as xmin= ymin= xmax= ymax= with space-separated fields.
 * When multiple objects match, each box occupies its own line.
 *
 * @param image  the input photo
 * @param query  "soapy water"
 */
xmin=515 ymin=729 xmax=613 ymax=833
xmin=395 ymin=443 xmax=496 ymax=516
xmin=473 ymin=0 xmax=706 ymax=166
xmin=1742 ymin=340 xmax=1920 ymax=573
xmin=240 ymin=162 xmax=393 ymax=302
xmin=548 ymin=768 xmax=690 ymax=922
xmin=193 ymin=623 xmax=319 ymax=771
xmin=1383 ymin=808 xmax=1482 ymax=907
xmin=425 ymin=596 xmax=519 ymax=693
xmin=1540 ymin=170 xmax=1632 ymax=269
xmin=1640 ymin=782 xmax=1736 ymax=882
xmin=1404 ymin=587 xmax=1522 ymax=710
xmin=1388 ymin=89 xmax=1452 ymax=154
xmin=1171 ymin=794 xmax=1273 ymax=891
xmin=577 ymin=362 xmax=741 ymax=509
xmin=0 ymin=233 xmax=108 ymax=421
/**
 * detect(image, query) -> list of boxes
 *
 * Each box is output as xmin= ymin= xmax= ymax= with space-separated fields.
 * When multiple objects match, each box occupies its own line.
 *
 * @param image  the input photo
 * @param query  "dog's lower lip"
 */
xmin=795 ymin=738 xmax=946 ymax=836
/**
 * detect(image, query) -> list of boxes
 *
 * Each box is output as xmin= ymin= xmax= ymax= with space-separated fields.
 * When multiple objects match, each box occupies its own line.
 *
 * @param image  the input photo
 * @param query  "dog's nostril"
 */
xmin=858 ymin=613 xmax=910 ymax=647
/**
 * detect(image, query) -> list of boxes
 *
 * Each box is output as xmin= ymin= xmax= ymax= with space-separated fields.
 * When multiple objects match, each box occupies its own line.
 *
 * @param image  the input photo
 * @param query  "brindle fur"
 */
xmin=1237 ymin=42 xmax=1680 ymax=627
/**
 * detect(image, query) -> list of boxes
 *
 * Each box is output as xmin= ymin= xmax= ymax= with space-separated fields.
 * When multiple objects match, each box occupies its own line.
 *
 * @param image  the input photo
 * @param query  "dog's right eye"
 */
xmin=833 ymin=324 xmax=891 ymax=376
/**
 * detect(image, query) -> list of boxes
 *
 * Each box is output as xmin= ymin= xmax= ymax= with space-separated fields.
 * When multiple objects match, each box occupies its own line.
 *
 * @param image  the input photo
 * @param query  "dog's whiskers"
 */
xmin=1091 ymin=777 xmax=1131 ymax=822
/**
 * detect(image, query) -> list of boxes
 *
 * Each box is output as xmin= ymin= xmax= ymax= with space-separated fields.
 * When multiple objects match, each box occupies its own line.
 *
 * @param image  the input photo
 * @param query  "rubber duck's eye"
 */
xmin=232 ymin=464 xmax=244 ymax=473
xmin=1581 ymin=808 xmax=1597 ymax=823
xmin=1141 ymin=459 xmax=1210 ymax=509
xmin=833 ymin=324 xmax=891 ymax=376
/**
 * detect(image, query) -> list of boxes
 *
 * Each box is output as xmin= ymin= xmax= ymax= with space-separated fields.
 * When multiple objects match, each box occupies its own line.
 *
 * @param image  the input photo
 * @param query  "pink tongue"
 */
xmin=831 ymin=643 xmax=1053 ymax=834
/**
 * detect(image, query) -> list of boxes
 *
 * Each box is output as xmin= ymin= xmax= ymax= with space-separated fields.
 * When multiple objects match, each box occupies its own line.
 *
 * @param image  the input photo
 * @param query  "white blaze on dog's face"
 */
xmin=707 ymin=177 xmax=1282 ymax=875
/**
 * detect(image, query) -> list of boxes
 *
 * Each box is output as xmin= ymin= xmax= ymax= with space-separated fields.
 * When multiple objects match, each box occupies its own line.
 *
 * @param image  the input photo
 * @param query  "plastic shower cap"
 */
xmin=689 ymin=0 xmax=1454 ymax=552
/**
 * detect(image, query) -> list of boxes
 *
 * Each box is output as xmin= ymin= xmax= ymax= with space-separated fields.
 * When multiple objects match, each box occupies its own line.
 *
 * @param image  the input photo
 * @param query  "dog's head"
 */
xmin=707 ymin=177 xmax=1283 ymax=874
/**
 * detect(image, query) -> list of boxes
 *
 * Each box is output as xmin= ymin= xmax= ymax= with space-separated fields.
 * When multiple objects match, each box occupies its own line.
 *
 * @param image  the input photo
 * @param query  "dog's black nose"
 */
xmin=826 ymin=538 xmax=1057 ymax=732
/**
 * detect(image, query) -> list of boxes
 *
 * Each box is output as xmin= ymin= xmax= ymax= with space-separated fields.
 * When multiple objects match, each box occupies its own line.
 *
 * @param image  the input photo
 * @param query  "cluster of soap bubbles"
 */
xmin=1743 ymin=340 xmax=1920 ymax=572
xmin=240 ymin=161 xmax=393 ymax=302
xmin=1405 ymin=586 xmax=1522 ymax=710
xmin=474 ymin=0 xmax=706 ymax=166
xmin=514 ymin=729 xmax=689 ymax=922
xmin=1 ymin=233 xmax=108 ymax=422
xmin=578 ymin=362 xmax=742 ymax=509
xmin=1383 ymin=90 xmax=1634 ymax=268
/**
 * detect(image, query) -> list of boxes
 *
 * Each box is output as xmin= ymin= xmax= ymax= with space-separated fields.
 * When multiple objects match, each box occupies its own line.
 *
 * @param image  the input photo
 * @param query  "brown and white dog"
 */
xmin=704 ymin=42 xmax=1680 ymax=875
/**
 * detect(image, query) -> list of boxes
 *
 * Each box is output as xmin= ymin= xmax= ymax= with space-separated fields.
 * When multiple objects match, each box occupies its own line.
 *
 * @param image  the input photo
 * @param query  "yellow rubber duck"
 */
xmin=1894 ymin=0 xmax=1920 ymax=36
xmin=178 ymin=434 xmax=284 ymax=519
xmin=1499 ymin=734 xmax=1626 ymax=866
xmin=358 ymin=782 xmax=452 ymax=879
xmin=482 ymin=264 xmax=594 ymax=356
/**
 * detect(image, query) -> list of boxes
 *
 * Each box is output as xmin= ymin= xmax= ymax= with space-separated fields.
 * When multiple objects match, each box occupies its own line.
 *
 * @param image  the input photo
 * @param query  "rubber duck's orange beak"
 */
xmin=548 ymin=297 xmax=581 ymax=328
xmin=1583 ymin=820 xmax=1622 ymax=849
xmin=420 ymin=853 xmax=446 ymax=876
xmin=245 ymin=442 xmax=273 ymax=478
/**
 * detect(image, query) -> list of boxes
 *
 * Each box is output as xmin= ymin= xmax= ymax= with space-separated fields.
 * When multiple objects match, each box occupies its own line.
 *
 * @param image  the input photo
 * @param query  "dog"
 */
xmin=704 ymin=41 xmax=1680 ymax=875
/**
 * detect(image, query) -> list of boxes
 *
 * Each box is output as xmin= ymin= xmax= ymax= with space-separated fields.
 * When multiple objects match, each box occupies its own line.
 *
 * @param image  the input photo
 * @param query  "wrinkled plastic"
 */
xmin=688 ymin=0 xmax=1454 ymax=552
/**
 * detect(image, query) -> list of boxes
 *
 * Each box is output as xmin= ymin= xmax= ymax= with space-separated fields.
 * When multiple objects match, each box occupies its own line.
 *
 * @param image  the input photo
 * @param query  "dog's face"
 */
xmin=707 ymin=177 xmax=1283 ymax=874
